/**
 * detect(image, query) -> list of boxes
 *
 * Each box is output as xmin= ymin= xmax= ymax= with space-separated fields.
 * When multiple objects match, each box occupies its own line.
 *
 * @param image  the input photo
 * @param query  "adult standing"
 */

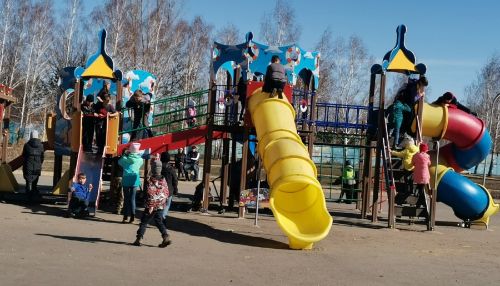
xmin=184 ymin=145 xmax=200 ymax=181
xmin=174 ymin=147 xmax=186 ymax=180
xmin=22 ymin=130 xmax=44 ymax=202
xmin=118 ymin=142 xmax=144 ymax=223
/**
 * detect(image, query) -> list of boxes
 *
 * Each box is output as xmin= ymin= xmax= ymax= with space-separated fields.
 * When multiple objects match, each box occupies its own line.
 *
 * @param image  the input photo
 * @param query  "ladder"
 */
xmin=381 ymin=117 xmax=397 ymax=228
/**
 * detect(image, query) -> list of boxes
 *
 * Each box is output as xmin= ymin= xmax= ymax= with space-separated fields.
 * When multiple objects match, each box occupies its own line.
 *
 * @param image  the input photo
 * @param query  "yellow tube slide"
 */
xmin=248 ymin=89 xmax=332 ymax=249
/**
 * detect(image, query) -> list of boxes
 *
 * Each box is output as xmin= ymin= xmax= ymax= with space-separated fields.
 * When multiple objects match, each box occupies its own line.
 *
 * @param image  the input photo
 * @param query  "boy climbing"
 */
xmin=263 ymin=55 xmax=287 ymax=99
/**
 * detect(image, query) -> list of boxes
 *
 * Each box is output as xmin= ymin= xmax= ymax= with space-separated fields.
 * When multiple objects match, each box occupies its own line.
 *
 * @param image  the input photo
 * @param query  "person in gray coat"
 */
xmin=263 ymin=55 xmax=287 ymax=99
xmin=22 ymin=130 xmax=44 ymax=202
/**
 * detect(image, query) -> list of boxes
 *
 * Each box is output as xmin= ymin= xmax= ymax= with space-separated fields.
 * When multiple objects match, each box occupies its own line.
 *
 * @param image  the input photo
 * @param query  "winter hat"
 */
xmin=402 ymin=136 xmax=415 ymax=147
xmin=160 ymin=152 xmax=171 ymax=163
xmin=150 ymin=157 xmax=162 ymax=176
xmin=85 ymin=94 xmax=94 ymax=102
xmin=419 ymin=143 xmax=429 ymax=153
xmin=128 ymin=142 xmax=141 ymax=153
xmin=30 ymin=130 xmax=39 ymax=139
xmin=345 ymin=160 xmax=352 ymax=167
xmin=443 ymin=92 xmax=455 ymax=101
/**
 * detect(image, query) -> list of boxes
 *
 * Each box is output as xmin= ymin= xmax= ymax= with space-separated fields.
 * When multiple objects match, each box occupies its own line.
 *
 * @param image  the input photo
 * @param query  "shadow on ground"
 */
xmin=34 ymin=233 xmax=158 ymax=247
xmin=165 ymin=215 xmax=288 ymax=250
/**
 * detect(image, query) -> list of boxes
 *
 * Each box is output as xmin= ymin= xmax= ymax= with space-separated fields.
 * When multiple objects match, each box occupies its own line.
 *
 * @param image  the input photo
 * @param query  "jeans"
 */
xmin=123 ymin=186 xmax=138 ymax=218
xmin=391 ymin=121 xmax=402 ymax=147
xmin=162 ymin=195 xmax=174 ymax=222
xmin=136 ymin=209 xmax=168 ymax=239
xmin=184 ymin=163 xmax=199 ymax=181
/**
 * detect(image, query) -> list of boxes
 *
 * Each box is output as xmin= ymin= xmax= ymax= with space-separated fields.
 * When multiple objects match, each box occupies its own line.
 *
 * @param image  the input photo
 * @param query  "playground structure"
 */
xmin=0 ymin=24 xmax=497 ymax=250
xmin=0 ymin=84 xmax=17 ymax=192
xmin=364 ymin=24 xmax=499 ymax=229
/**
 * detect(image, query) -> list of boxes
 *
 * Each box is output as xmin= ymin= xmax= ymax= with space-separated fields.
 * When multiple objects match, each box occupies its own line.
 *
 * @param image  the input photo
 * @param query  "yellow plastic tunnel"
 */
xmin=248 ymin=89 xmax=332 ymax=249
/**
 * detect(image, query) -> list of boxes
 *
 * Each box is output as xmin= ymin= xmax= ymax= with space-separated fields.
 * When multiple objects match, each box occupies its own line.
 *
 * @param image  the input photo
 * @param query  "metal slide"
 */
xmin=73 ymin=146 xmax=104 ymax=214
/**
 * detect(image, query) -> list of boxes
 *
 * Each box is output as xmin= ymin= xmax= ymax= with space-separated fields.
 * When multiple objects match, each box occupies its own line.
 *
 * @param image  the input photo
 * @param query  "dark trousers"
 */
xmin=184 ymin=163 xmax=199 ymax=181
xmin=404 ymin=170 xmax=414 ymax=193
xmin=415 ymin=184 xmax=425 ymax=195
xmin=25 ymin=177 xmax=40 ymax=200
xmin=69 ymin=196 xmax=89 ymax=216
xmin=176 ymin=163 xmax=184 ymax=179
xmin=130 ymin=119 xmax=142 ymax=141
xmin=136 ymin=209 xmax=168 ymax=238
xmin=263 ymin=80 xmax=286 ymax=94
xmin=95 ymin=123 xmax=107 ymax=155
xmin=82 ymin=118 xmax=94 ymax=152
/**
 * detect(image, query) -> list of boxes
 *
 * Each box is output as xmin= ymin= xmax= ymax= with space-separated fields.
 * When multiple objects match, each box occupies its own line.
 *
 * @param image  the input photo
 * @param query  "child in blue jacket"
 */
xmin=68 ymin=172 xmax=93 ymax=218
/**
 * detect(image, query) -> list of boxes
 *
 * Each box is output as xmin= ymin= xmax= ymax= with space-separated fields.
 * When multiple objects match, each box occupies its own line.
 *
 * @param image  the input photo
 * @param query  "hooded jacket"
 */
xmin=22 ymin=138 xmax=44 ymax=182
xmin=391 ymin=143 xmax=419 ymax=171
xmin=412 ymin=152 xmax=431 ymax=184
xmin=118 ymin=152 xmax=144 ymax=187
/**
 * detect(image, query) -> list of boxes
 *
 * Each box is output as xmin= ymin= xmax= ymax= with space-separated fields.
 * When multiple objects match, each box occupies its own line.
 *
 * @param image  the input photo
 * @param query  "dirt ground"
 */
xmin=1 ymin=177 xmax=500 ymax=286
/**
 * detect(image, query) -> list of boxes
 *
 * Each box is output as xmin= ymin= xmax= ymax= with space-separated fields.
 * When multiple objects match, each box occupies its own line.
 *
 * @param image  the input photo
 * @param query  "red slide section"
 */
xmin=117 ymin=125 xmax=224 ymax=155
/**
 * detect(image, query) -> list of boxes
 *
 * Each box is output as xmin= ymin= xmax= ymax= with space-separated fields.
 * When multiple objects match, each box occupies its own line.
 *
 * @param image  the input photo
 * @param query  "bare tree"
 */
xmin=259 ymin=0 xmax=301 ymax=46
xmin=18 ymin=0 xmax=54 ymax=130
xmin=0 ymin=0 xmax=15 ymax=80
xmin=215 ymin=23 xmax=240 ymax=46
xmin=465 ymin=54 xmax=500 ymax=176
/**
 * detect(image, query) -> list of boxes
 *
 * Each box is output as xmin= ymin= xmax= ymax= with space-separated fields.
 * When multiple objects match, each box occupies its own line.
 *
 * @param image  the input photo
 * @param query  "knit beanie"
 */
xmin=419 ymin=143 xmax=429 ymax=153
xmin=30 ymin=130 xmax=39 ymax=139
xmin=150 ymin=158 xmax=162 ymax=177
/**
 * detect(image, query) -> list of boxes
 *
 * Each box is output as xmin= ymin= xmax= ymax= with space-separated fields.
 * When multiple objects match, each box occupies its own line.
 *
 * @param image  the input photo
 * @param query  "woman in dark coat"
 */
xmin=22 ymin=130 xmax=44 ymax=201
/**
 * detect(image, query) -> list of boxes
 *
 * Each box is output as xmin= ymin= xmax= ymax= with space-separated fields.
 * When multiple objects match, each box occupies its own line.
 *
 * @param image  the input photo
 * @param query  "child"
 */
xmin=160 ymin=152 xmax=179 ymax=219
xmin=336 ymin=160 xmax=356 ymax=204
xmin=186 ymin=100 xmax=197 ymax=127
xmin=433 ymin=91 xmax=477 ymax=116
xmin=126 ymin=90 xmax=147 ymax=141
xmin=263 ymin=55 xmax=287 ymax=99
xmin=391 ymin=136 xmax=419 ymax=193
xmin=410 ymin=76 xmax=428 ymax=104
xmin=133 ymin=159 xmax=171 ymax=248
xmin=81 ymin=94 xmax=95 ymax=152
xmin=390 ymin=91 xmax=411 ymax=148
xmin=68 ymin=173 xmax=93 ymax=218
xmin=299 ymin=98 xmax=308 ymax=120
xmin=93 ymin=92 xmax=116 ymax=155
xmin=143 ymin=92 xmax=154 ymax=138
xmin=411 ymin=142 xmax=431 ymax=196
xmin=118 ymin=143 xmax=144 ymax=223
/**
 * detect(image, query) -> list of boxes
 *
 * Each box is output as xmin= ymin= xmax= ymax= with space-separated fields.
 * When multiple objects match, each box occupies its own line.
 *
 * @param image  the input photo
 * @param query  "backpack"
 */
xmin=145 ymin=177 xmax=169 ymax=210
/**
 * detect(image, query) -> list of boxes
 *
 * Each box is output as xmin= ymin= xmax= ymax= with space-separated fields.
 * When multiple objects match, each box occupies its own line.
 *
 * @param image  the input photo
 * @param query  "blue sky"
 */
xmin=179 ymin=0 xmax=500 ymax=101
xmin=78 ymin=0 xmax=500 ymax=101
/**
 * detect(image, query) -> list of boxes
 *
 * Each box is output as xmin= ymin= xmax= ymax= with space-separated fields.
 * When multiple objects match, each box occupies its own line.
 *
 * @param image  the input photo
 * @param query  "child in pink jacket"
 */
xmin=411 ymin=143 xmax=431 ymax=195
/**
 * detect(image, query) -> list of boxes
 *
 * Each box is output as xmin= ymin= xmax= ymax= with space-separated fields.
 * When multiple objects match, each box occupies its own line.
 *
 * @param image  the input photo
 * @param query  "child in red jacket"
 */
xmin=411 ymin=143 xmax=431 ymax=195
xmin=133 ymin=167 xmax=171 ymax=248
